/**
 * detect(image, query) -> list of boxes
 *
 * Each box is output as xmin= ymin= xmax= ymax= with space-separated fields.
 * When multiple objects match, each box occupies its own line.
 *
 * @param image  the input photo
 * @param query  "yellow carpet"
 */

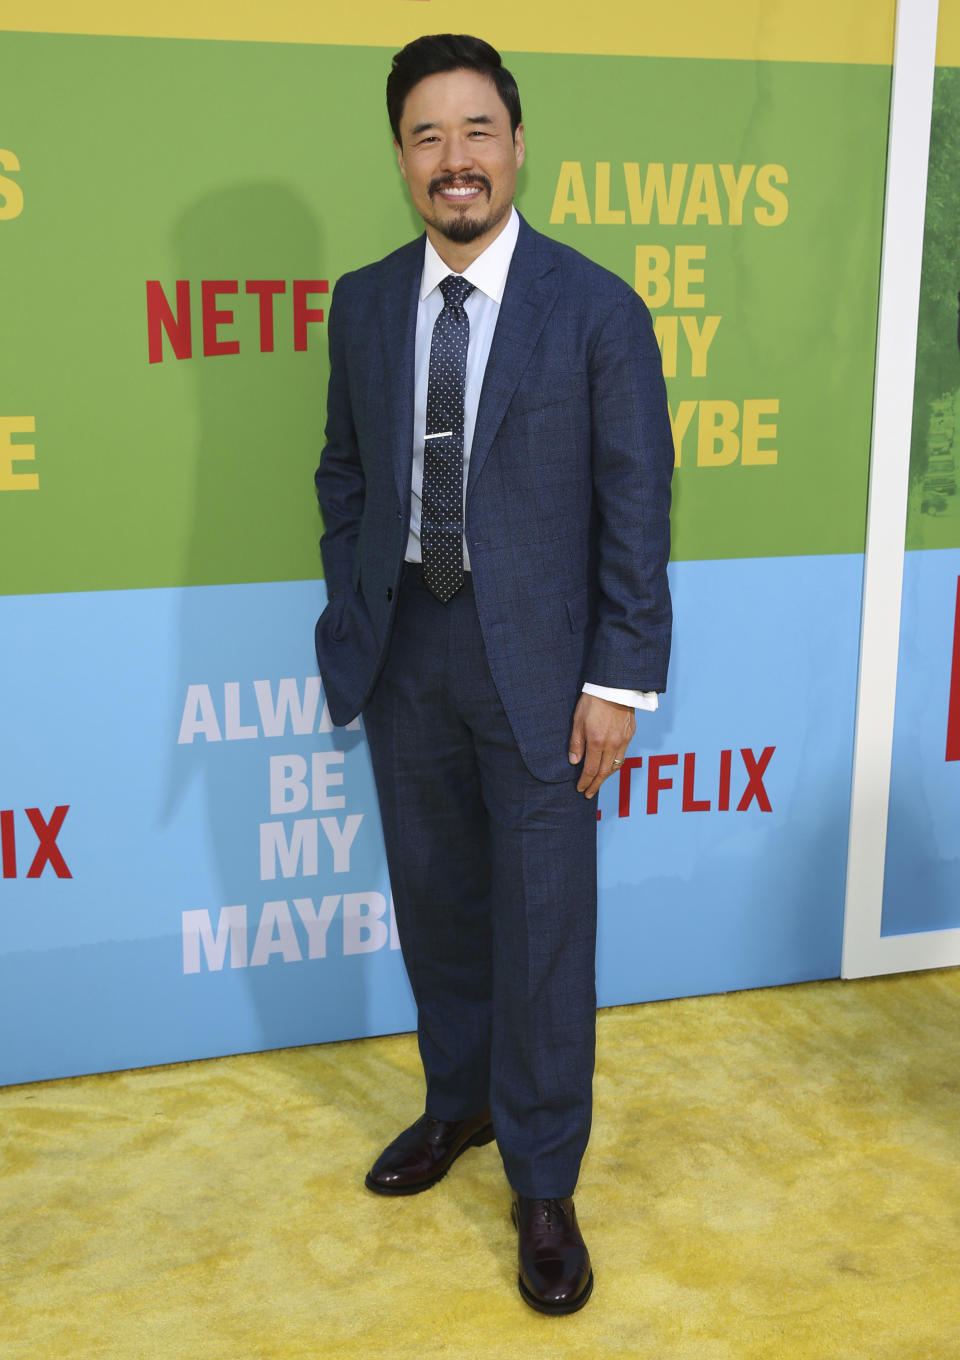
xmin=2 ymin=970 xmax=959 ymax=1359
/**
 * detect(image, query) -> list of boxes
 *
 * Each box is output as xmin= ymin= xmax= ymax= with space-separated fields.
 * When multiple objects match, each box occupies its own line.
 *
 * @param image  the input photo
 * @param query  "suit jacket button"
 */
xmin=386 ymin=587 xmax=393 ymax=601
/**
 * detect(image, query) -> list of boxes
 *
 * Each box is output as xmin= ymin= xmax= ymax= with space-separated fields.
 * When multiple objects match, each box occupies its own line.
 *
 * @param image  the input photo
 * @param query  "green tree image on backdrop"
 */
xmin=908 ymin=65 xmax=960 ymax=551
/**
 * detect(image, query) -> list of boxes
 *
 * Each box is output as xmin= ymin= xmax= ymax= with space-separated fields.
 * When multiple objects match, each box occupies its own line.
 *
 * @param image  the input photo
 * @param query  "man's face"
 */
xmin=395 ymin=67 xmax=525 ymax=254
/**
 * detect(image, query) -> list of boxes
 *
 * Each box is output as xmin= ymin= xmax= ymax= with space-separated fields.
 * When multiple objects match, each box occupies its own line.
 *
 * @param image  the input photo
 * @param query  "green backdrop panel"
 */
xmin=0 ymin=34 xmax=889 ymax=593
xmin=526 ymin=54 xmax=889 ymax=565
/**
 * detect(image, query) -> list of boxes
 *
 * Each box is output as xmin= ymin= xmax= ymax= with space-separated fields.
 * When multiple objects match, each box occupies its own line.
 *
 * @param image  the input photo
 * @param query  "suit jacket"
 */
xmin=314 ymin=214 xmax=673 ymax=782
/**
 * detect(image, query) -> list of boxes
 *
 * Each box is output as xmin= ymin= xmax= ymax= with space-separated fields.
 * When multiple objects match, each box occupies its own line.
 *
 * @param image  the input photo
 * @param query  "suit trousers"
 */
xmin=361 ymin=563 xmax=598 ymax=1198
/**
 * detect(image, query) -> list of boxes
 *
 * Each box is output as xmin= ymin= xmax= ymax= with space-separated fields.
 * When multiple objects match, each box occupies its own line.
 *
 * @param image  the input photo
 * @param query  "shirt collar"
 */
xmin=420 ymin=206 xmax=519 ymax=303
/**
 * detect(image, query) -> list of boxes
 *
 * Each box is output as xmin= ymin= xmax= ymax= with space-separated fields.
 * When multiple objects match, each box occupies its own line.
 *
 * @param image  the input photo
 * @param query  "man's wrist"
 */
xmin=582 ymin=682 xmax=658 ymax=712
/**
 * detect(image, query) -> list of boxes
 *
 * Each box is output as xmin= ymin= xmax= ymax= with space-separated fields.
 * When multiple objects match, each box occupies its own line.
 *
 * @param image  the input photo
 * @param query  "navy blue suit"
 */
xmin=315 ymin=215 xmax=672 ymax=1196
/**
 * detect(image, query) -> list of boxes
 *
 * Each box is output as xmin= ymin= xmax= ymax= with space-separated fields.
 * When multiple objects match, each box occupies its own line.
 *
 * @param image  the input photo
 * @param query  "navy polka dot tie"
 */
xmin=422 ymin=273 xmax=474 ymax=603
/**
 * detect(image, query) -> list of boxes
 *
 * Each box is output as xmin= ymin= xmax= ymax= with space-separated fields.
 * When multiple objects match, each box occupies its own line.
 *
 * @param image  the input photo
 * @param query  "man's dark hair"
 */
xmin=387 ymin=34 xmax=522 ymax=142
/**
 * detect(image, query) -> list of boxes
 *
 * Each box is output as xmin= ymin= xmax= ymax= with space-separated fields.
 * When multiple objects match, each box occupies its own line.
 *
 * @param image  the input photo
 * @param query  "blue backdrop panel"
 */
xmin=595 ymin=552 xmax=862 ymax=1000
xmin=882 ymin=547 xmax=960 ymax=936
xmin=0 ymin=554 xmax=862 ymax=1085
xmin=0 ymin=581 xmax=412 ymax=1086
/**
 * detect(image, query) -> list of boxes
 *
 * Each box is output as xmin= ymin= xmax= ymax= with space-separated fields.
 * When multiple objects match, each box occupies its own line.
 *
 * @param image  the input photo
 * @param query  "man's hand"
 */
xmin=568 ymin=694 xmax=636 ymax=798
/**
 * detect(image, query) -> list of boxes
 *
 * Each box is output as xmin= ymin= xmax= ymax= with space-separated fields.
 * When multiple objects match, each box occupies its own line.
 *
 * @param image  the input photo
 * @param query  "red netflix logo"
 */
xmin=1 ymin=806 xmax=72 ymax=879
xmin=610 ymin=747 xmax=775 ymax=818
xmin=947 ymin=577 xmax=960 ymax=761
xmin=146 ymin=279 xmax=328 ymax=363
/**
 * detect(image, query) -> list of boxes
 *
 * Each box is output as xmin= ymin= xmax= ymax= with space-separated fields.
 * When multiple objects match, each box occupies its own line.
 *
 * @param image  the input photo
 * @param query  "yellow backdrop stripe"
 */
xmin=3 ymin=0 xmax=895 ymax=64
xmin=938 ymin=0 xmax=960 ymax=65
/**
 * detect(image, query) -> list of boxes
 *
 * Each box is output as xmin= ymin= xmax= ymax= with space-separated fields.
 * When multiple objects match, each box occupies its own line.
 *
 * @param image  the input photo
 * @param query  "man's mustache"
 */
xmin=428 ymin=174 xmax=492 ymax=199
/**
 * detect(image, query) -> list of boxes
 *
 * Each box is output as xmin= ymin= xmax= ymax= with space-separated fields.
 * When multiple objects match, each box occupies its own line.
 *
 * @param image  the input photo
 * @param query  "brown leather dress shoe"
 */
xmin=365 ymin=1109 xmax=495 ymax=1195
xmin=512 ymin=1193 xmax=594 ymax=1314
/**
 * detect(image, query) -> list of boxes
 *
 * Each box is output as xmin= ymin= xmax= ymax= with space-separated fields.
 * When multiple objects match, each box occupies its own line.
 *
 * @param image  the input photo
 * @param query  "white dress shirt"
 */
xmin=407 ymin=208 xmax=656 ymax=713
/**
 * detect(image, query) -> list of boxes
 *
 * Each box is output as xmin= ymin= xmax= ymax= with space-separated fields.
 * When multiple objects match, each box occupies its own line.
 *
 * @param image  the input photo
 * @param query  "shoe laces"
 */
xmin=533 ymin=1197 xmax=568 ymax=1230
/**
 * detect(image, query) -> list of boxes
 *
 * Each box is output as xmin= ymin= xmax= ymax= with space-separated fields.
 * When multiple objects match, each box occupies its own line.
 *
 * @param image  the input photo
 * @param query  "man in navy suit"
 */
xmin=315 ymin=34 xmax=672 ymax=1314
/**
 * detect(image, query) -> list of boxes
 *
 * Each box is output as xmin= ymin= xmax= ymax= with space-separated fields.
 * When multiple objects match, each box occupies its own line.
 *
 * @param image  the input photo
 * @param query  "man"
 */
xmin=314 ymin=34 xmax=672 ymax=1314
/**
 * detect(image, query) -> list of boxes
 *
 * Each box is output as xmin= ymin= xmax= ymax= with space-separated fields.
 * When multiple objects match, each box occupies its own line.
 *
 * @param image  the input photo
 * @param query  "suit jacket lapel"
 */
xmin=376 ymin=237 xmax=423 ymax=504
xmin=467 ymin=218 xmax=560 ymax=500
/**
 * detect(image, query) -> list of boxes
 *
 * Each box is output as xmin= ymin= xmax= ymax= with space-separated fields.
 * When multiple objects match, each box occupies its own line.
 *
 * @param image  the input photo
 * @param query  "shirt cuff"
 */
xmin=582 ymin=682 xmax=658 ymax=712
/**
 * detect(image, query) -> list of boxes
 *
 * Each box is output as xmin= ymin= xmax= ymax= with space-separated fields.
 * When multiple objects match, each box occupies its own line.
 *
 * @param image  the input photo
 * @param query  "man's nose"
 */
xmin=441 ymin=138 xmax=476 ymax=173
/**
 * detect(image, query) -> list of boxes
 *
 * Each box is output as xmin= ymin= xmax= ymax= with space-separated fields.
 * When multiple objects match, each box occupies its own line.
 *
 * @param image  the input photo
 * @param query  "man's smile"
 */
xmin=429 ymin=176 xmax=491 ymax=205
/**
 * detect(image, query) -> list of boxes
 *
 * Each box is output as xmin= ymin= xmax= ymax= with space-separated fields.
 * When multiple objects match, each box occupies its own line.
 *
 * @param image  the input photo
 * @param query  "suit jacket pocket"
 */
xmin=565 ymin=589 xmax=589 ymax=633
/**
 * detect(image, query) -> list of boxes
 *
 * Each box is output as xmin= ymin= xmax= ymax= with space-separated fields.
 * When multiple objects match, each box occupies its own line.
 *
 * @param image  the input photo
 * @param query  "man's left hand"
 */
xmin=568 ymin=694 xmax=636 ymax=799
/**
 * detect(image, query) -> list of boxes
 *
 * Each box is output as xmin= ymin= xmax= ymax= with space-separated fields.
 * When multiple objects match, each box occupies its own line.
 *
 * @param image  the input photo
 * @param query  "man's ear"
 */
xmin=394 ymin=139 xmax=407 ymax=182
xmin=514 ymin=124 xmax=526 ymax=170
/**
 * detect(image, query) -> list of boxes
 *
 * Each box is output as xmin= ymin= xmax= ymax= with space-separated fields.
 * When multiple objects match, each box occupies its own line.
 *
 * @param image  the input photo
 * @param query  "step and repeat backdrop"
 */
xmin=884 ymin=10 xmax=960 ymax=938
xmin=1 ymin=2 xmax=898 ymax=1084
